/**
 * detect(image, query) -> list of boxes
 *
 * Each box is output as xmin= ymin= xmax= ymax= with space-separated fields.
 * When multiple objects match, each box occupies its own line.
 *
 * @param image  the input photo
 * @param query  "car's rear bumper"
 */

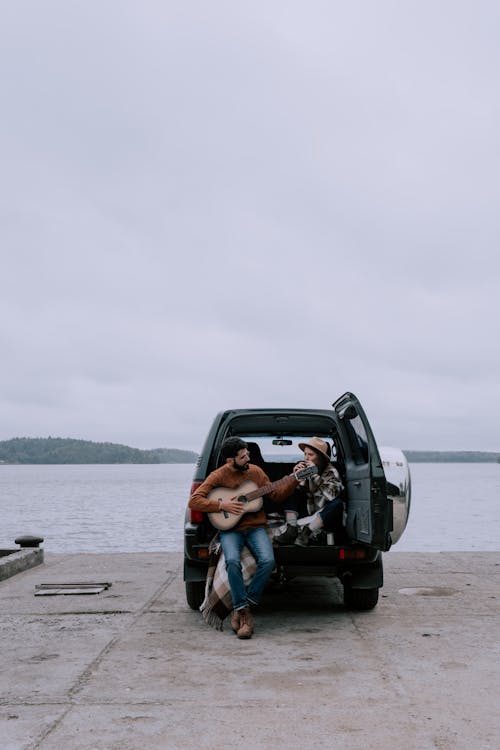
xmin=184 ymin=535 xmax=383 ymax=589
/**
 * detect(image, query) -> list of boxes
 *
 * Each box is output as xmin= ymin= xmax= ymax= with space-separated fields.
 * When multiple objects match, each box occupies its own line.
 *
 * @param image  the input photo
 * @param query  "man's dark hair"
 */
xmin=220 ymin=437 xmax=248 ymax=461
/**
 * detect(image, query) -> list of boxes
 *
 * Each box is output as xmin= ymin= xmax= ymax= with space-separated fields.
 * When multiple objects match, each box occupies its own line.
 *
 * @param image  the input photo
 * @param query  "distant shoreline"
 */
xmin=0 ymin=438 xmax=498 ymax=464
xmin=403 ymin=451 xmax=500 ymax=463
xmin=0 ymin=437 xmax=198 ymax=465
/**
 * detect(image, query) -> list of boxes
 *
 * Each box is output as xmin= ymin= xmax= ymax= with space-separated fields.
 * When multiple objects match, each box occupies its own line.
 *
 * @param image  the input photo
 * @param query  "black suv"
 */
xmin=184 ymin=392 xmax=411 ymax=611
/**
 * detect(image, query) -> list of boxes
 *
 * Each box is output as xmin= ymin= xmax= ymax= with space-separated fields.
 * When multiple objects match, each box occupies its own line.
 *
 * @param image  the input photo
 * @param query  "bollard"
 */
xmin=14 ymin=535 xmax=44 ymax=549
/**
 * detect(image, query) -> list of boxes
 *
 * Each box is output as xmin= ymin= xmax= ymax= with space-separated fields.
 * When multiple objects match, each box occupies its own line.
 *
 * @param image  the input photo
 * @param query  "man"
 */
xmin=189 ymin=437 xmax=295 ymax=639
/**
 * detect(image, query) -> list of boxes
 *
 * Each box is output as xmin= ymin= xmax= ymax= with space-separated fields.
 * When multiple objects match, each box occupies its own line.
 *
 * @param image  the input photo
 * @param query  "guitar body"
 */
xmin=207 ymin=481 xmax=263 ymax=531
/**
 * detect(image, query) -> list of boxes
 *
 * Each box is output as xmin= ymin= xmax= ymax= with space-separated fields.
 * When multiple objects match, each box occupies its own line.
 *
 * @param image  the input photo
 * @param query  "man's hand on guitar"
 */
xmin=220 ymin=497 xmax=245 ymax=515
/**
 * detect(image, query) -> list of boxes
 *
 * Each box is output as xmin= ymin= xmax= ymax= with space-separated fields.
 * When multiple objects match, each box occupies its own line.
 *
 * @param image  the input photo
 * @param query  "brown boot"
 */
xmin=230 ymin=609 xmax=241 ymax=634
xmin=237 ymin=607 xmax=254 ymax=639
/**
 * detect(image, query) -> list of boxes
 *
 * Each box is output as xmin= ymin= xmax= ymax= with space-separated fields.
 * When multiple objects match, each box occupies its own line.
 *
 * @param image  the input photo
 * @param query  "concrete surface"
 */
xmin=0 ymin=548 xmax=44 ymax=581
xmin=0 ymin=551 xmax=499 ymax=750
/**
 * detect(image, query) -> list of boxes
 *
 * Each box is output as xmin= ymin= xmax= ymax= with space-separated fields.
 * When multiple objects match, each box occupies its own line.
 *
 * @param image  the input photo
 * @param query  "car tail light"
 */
xmin=189 ymin=482 xmax=204 ymax=523
xmin=339 ymin=548 xmax=367 ymax=560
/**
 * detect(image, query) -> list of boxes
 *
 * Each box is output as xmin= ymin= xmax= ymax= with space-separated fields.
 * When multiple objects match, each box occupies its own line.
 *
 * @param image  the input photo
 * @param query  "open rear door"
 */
xmin=333 ymin=392 xmax=393 ymax=551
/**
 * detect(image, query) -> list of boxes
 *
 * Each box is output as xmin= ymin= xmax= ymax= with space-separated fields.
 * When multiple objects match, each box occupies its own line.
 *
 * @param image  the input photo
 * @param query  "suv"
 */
xmin=184 ymin=392 xmax=411 ymax=611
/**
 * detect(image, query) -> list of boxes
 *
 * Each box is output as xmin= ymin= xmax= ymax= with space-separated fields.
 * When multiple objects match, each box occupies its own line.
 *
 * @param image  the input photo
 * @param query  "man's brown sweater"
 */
xmin=189 ymin=463 xmax=297 ymax=531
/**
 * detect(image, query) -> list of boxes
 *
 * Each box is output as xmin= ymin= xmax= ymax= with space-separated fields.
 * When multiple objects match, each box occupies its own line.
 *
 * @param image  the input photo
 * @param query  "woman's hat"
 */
xmin=298 ymin=436 xmax=331 ymax=462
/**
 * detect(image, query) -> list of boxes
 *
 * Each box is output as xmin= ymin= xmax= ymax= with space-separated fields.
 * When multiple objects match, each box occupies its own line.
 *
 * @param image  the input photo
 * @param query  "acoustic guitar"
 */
xmin=207 ymin=465 xmax=318 ymax=531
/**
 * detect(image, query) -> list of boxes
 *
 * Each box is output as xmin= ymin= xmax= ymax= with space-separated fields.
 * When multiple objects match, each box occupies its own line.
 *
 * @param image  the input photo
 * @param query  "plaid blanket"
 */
xmin=199 ymin=525 xmax=282 ymax=630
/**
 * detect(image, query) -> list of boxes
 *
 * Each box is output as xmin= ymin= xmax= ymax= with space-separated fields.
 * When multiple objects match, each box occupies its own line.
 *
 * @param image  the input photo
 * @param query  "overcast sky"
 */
xmin=1 ymin=2 xmax=499 ymax=453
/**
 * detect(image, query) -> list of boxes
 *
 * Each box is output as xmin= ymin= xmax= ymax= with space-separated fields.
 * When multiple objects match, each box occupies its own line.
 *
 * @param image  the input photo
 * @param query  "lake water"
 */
xmin=1 ymin=463 xmax=499 ymax=553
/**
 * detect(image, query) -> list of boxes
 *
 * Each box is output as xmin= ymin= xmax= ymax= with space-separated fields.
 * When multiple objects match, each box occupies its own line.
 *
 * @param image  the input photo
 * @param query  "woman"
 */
xmin=274 ymin=436 xmax=345 ymax=546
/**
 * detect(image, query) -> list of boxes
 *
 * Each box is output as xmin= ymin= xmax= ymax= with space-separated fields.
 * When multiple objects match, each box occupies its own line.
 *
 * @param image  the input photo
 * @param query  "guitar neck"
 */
xmin=244 ymin=474 xmax=294 ymax=502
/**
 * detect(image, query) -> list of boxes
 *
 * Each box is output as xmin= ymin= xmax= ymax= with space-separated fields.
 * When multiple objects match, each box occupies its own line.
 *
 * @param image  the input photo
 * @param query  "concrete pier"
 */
xmin=0 ymin=548 xmax=44 ymax=581
xmin=1 ymin=551 xmax=499 ymax=749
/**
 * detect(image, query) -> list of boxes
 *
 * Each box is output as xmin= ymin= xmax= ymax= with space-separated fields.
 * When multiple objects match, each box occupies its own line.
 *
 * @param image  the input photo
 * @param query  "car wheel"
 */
xmin=185 ymin=580 xmax=206 ymax=610
xmin=343 ymin=583 xmax=379 ymax=611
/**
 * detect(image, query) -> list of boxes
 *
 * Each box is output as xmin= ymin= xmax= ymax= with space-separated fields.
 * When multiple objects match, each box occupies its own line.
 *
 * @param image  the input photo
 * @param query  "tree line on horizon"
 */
xmin=0 ymin=437 xmax=198 ymax=465
xmin=403 ymin=450 xmax=500 ymax=463
xmin=0 ymin=437 xmax=499 ymax=465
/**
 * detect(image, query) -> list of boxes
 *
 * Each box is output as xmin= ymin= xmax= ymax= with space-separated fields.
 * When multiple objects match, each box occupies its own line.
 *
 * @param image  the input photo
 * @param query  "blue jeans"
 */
xmin=219 ymin=527 xmax=275 ymax=611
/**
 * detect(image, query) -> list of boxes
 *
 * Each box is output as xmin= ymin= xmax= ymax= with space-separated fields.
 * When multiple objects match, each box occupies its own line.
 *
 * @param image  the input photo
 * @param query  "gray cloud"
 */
xmin=1 ymin=2 xmax=499 ymax=452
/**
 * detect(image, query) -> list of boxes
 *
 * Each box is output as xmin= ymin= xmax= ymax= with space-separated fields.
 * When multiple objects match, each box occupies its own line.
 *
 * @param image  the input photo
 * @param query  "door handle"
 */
xmin=353 ymin=481 xmax=362 ymax=487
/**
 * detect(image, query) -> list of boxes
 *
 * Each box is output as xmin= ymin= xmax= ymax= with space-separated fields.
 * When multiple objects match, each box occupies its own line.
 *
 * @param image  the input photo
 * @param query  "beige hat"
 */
xmin=298 ymin=436 xmax=331 ymax=462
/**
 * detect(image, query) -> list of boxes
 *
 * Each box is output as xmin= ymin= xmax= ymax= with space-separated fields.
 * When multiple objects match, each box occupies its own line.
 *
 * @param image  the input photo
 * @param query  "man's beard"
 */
xmin=233 ymin=458 xmax=249 ymax=471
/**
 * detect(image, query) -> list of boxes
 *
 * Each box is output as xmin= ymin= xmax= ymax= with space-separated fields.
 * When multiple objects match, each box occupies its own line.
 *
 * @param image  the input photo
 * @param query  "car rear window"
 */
xmin=240 ymin=435 xmax=337 ymax=463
